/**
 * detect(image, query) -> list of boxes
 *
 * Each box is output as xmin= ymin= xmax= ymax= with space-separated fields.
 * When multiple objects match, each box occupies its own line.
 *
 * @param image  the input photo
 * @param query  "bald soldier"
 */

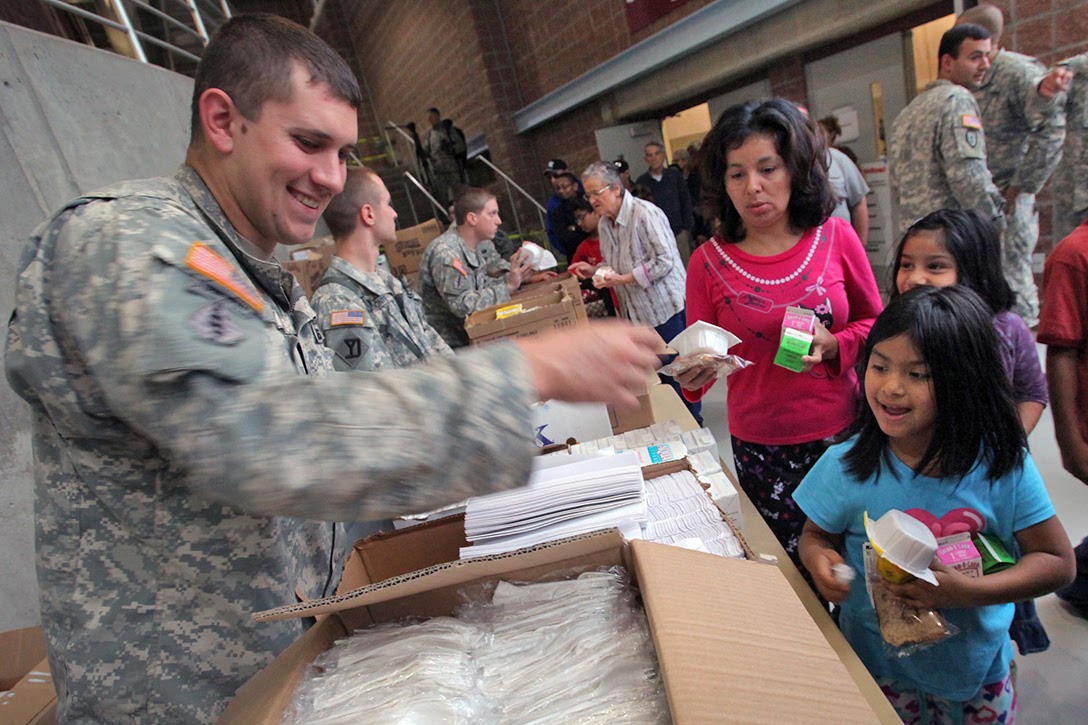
xmin=889 ymin=24 xmax=1005 ymax=239
xmin=311 ymin=167 xmax=452 ymax=371
xmin=4 ymin=14 xmax=661 ymax=723
xmin=956 ymin=4 xmax=1069 ymax=327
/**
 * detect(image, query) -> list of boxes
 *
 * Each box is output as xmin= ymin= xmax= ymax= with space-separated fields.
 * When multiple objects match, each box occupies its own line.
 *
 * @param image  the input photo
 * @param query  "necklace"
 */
xmin=712 ymin=225 xmax=823 ymax=286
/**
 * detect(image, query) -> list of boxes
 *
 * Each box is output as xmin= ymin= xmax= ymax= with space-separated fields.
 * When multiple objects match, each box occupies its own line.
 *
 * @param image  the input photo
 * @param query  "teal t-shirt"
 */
xmin=794 ymin=439 xmax=1055 ymax=700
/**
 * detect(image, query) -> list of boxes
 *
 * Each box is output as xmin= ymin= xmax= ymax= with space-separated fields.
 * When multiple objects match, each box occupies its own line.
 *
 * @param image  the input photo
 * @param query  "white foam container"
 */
xmin=668 ymin=321 xmax=742 ymax=356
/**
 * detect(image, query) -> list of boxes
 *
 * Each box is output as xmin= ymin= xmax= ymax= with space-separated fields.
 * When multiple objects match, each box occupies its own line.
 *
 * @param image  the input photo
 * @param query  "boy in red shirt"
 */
xmin=571 ymin=199 xmax=616 ymax=316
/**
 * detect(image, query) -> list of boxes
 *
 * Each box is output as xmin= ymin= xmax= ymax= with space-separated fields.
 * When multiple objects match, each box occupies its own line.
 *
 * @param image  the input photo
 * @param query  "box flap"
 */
xmin=0 ymin=657 xmax=56 ymax=724
xmin=630 ymin=540 xmax=878 ymax=723
xmin=219 ymin=616 xmax=347 ymax=725
xmin=256 ymin=529 xmax=626 ymax=622
xmin=0 ymin=627 xmax=48 ymax=691
xmin=336 ymin=514 xmax=468 ymax=596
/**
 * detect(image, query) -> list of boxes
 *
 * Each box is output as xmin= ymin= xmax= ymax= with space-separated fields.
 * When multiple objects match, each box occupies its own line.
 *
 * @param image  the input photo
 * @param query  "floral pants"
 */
xmin=877 ymin=673 xmax=1015 ymax=725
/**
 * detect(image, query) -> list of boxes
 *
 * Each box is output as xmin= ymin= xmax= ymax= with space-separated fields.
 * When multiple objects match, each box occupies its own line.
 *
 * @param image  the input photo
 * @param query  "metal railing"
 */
xmin=38 ymin=0 xmax=231 ymax=72
xmin=384 ymin=121 xmax=547 ymax=241
xmin=474 ymin=155 xmax=547 ymax=237
xmin=401 ymin=171 xmax=450 ymax=227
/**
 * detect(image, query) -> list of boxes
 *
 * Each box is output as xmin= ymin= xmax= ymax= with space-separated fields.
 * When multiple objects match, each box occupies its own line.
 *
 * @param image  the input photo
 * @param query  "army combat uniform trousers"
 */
xmin=1005 ymin=192 xmax=1040 ymax=327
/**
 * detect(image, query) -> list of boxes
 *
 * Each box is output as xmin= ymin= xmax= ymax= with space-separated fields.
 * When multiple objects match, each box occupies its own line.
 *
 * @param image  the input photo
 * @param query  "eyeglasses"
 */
xmin=583 ymin=185 xmax=615 ymax=200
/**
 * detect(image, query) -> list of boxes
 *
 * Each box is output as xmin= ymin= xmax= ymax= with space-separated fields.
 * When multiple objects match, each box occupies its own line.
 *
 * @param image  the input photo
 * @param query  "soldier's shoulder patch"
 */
xmin=329 ymin=309 xmax=365 ymax=326
xmin=961 ymin=113 xmax=982 ymax=130
xmin=451 ymin=258 xmax=468 ymax=277
xmin=185 ymin=242 xmax=264 ymax=312
xmin=189 ymin=300 xmax=246 ymax=346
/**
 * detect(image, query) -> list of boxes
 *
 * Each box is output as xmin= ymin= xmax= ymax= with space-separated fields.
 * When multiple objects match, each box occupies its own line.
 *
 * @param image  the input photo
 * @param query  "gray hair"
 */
xmin=581 ymin=161 xmax=622 ymax=188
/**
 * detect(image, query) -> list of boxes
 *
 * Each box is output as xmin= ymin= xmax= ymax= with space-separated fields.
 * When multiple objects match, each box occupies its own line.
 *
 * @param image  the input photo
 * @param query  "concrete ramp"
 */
xmin=0 ymin=20 xmax=192 ymax=631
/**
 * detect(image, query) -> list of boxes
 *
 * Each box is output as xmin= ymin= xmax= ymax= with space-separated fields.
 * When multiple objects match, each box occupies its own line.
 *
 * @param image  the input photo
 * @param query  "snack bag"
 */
xmin=863 ymin=511 xmax=957 ymax=655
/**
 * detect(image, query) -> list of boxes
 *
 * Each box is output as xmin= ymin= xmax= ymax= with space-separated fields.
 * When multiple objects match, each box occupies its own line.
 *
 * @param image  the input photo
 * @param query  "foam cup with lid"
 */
xmin=667 ymin=321 xmax=741 ymax=357
xmin=865 ymin=510 xmax=940 ymax=586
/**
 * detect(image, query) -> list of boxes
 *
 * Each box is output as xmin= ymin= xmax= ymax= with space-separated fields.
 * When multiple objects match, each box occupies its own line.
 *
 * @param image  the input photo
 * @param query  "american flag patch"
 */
xmin=961 ymin=113 xmax=982 ymax=130
xmin=330 ymin=309 xmax=365 ymax=326
xmin=452 ymin=258 xmax=468 ymax=277
xmin=185 ymin=242 xmax=264 ymax=312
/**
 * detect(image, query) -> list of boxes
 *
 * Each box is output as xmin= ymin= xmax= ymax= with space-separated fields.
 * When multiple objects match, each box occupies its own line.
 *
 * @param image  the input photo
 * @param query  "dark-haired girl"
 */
xmin=891 ymin=209 xmax=1047 ymax=433
xmin=678 ymin=98 xmax=883 ymax=564
xmin=795 ymin=286 xmax=1074 ymax=724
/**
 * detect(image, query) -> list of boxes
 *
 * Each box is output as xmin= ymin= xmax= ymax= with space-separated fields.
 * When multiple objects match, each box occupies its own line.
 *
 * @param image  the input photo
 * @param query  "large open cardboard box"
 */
xmin=223 ymin=458 xmax=880 ymax=724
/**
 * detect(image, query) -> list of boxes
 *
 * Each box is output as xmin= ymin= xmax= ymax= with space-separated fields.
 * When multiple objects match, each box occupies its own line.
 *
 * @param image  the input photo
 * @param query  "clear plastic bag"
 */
xmin=657 ymin=351 xmax=753 ymax=378
xmin=286 ymin=567 xmax=669 ymax=724
xmin=871 ymin=578 xmax=959 ymax=658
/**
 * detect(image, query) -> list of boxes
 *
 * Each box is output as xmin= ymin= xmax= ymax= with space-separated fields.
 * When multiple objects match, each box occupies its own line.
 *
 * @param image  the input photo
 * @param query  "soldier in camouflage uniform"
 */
xmin=1053 ymin=53 xmax=1088 ymax=241
xmin=418 ymin=187 xmax=536 ymax=348
xmin=889 ymin=24 xmax=1005 ymax=241
xmin=3 ymin=15 xmax=662 ymax=723
xmin=956 ymin=5 xmax=1068 ymax=327
xmin=311 ymin=168 xmax=452 ymax=371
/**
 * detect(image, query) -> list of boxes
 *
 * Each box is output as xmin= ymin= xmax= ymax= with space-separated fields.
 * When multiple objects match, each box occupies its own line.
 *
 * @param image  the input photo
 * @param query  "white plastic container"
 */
xmin=667 ymin=321 xmax=742 ymax=356
xmin=865 ymin=510 xmax=940 ymax=585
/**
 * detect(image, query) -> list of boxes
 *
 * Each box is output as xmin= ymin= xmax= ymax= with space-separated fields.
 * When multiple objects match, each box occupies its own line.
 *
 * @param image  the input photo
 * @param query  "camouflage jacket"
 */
xmin=890 ymin=79 xmax=1005 ymax=237
xmin=974 ymin=49 xmax=1066 ymax=194
xmin=4 ymin=165 xmax=536 ymax=723
xmin=310 ymin=255 xmax=452 ymax=371
xmin=1053 ymin=53 xmax=1088 ymax=225
xmin=418 ymin=228 xmax=511 ymax=348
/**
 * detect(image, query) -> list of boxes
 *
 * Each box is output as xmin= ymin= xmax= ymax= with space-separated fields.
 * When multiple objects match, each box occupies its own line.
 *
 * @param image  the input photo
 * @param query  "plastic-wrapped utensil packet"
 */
xmin=658 ymin=351 xmax=752 ymax=378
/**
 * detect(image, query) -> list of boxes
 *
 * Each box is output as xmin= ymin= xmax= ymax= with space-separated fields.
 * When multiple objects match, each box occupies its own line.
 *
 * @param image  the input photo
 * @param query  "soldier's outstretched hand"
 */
xmin=517 ymin=321 xmax=663 ymax=409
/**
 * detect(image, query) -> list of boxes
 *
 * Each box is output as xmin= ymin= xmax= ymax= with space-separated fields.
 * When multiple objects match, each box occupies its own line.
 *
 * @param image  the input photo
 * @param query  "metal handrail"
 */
xmin=129 ymin=0 xmax=205 ymax=42
xmin=475 ymin=156 xmax=547 ymax=215
xmin=387 ymin=122 xmax=547 ymax=240
xmin=36 ymin=0 xmax=231 ymax=71
xmin=401 ymin=171 xmax=450 ymax=225
xmin=474 ymin=155 xmax=548 ymax=238
xmin=385 ymin=123 xmax=429 ymax=184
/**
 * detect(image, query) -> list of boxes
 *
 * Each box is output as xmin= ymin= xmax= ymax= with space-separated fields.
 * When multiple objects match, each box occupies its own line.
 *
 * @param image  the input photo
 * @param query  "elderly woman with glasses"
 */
xmin=570 ymin=160 xmax=699 ymax=424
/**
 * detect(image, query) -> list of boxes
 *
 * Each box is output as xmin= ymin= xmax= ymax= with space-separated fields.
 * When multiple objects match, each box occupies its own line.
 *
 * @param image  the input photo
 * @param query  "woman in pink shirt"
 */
xmin=678 ymin=99 xmax=883 ymax=567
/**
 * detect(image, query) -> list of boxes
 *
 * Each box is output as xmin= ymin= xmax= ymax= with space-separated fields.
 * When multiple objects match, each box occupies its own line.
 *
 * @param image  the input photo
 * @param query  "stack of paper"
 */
xmin=642 ymin=470 xmax=745 ymax=559
xmin=460 ymin=452 xmax=646 ymax=559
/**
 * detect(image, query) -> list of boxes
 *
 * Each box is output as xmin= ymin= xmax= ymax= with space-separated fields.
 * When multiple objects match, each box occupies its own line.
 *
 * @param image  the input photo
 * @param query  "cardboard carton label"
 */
xmin=773 ymin=327 xmax=813 ymax=372
xmin=936 ymin=532 xmax=982 ymax=579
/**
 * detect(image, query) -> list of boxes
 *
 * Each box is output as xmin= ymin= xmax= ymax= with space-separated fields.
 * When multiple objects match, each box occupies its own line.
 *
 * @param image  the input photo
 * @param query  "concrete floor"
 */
xmin=699 ymin=342 xmax=1088 ymax=722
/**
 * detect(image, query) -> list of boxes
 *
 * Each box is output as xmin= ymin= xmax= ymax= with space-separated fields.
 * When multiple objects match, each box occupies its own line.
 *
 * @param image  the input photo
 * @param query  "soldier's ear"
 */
xmin=359 ymin=203 xmax=376 ymax=226
xmin=937 ymin=53 xmax=953 ymax=76
xmin=199 ymin=88 xmax=240 ymax=154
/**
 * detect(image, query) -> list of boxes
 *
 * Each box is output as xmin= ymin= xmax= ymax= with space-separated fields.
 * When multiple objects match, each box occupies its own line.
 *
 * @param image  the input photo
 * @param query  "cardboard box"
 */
xmin=0 ymin=627 xmax=56 ymax=725
xmin=465 ymin=290 xmax=584 ymax=344
xmin=282 ymin=240 xmax=335 ymax=298
xmin=222 ymin=526 xmax=879 ymax=724
xmin=384 ymin=218 xmax=443 ymax=286
xmin=608 ymin=391 xmax=656 ymax=434
xmin=513 ymin=273 xmax=588 ymax=323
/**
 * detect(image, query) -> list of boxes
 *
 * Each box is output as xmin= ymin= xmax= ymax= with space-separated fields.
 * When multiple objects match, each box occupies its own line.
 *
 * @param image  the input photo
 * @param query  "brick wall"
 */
xmin=311 ymin=0 xmax=547 ymax=225
xmin=314 ymin=0 xmax=1086 ymax=244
